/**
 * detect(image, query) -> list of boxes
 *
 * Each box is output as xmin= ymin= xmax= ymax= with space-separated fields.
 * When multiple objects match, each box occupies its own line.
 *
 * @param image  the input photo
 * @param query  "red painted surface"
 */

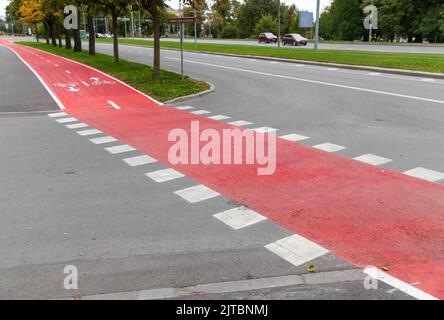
xmin=3 ymin=39 xmax=444 ymax=299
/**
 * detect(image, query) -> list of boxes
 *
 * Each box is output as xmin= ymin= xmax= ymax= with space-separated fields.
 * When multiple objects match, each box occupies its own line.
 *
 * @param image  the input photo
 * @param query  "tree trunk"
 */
xmin=73 ymin=8 xmax=82 ymax=52
xmin=57 ymin=22 xmax=62 ymax=47
xmin=150 ymin=1 xmax=160 ymax=77
xmin=35 ymin=24 xmax=39 ymax=43
xmin=65 ymin=28 xmax=72 ymax=49
xmin=111 ymin=9 xmax=119 ymax=63
xmin=51 ymin=22 xmax=57 ymax=46
xmin=87 ymin=14 xmax=95 ymax=55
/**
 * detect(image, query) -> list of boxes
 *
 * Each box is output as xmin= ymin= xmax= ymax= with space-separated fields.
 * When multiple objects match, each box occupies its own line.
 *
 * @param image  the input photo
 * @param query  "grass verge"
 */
xmin=18 ymin=42 xmax=210 ymax=102
xmin=96 ymin=38 xmax=444 ymax=74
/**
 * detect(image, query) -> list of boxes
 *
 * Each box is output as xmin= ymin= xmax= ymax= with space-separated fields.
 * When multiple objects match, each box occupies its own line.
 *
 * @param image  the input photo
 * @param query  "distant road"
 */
xmin=147 ymin=37 xmax=444 ymax=54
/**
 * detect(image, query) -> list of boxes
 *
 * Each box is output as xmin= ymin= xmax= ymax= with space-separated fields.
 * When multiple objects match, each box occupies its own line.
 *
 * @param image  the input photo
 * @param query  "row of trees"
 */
xmin=5 ymin=0 xmax=186 ymax=76
xmin=319 ymin=0 xmax=444 ymax=42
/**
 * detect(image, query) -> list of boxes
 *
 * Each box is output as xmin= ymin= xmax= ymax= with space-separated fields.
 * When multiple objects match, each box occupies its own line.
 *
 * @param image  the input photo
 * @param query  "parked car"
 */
xmin=282 ymin=34 xmax=308 ymax=46
xmin=258 ymin=33 xmax=278 ymax=44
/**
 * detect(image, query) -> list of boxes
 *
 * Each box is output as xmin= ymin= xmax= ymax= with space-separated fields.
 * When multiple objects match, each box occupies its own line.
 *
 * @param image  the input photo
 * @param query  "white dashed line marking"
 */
xmin=191 ymin=110 xmax=211 ymax=115
xmin=54 ymin=64 xmax=59 ymax=67
xmin=313 ymin=142 xmax=346 ymax=153
xmin=354 ymin=154 xmax=392 ymax=166
xmin=77 ymin=129 xmax=102 ymax=136
xmin=123 ymin=155 xmax=157 ymax=167
xmin=81 ymin=81 xmax=90 ymax=87
xmin=105 ymin=144 xmax=136 ymax=154
xmin=107 ymin=100 xmax=121 ymax=110
xmin=280 ymin=133 xmax=309 ymax=142
xmin=46 ymin=60 xmax=51 ymax=63
xmin=89 ymin=136 xmax=118 ymax=145
xmin=175 ymin=106 xmax=194 ymax=110
xmin=175 ymin=185 xmax=220 ymax=203
xmin=56 ymin=117 xmax=78 ymax=123
xmin=214 ymin=207 xmax=267 ymax=230
xmin=145 ymin=168 xmax=185 ymax=183
xmin=265 ymin=234 xmax=329 ymax=267
xmin=422 ymin=78 xmax=436 ymax=82
xmin=48 ymin=112 xmax=67 ymax=118
xmin=65 ymin=70 xmax=71 ymax=74
xmin=404 ymin=167 xmax=444 ymax=182
xmin=227 ymin=120 xmax=253 ymax=126
xmin=66 ymin=123 xmax=88 ymax=129
xmin=208 ymin=115 xmax=231 ymax=121
xmin=328 ymin=68 xmax=339 ymax=71
xmin=370 ymin=72 xmax=381 ymax=76
xmin=253 ymin=127 xmax=278 ymax=134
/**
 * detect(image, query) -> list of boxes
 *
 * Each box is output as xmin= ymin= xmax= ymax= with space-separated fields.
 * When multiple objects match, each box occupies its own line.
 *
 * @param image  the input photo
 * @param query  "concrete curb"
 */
xmin=165 ymin=81 xmax=215 ymax=104
xmin=118 ymin=43 xmax=444 ymax=80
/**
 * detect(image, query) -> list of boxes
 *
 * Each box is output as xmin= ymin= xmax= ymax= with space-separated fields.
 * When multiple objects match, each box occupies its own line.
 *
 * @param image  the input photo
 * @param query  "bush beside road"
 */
xmin=96 ymin=38 xmax=444 ymax=74
xmin=18 ymin=42 xmax=209 ymax=102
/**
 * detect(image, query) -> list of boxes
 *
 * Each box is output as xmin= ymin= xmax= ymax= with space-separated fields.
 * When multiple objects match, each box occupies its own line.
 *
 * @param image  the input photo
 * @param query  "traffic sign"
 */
xmin=167 ymin=17 xmax=196 ymax=24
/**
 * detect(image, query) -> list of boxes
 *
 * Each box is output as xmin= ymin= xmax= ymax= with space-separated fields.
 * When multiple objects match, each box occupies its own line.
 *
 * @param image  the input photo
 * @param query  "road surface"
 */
xmin=1 ymin=38 xmax=444 ymax=300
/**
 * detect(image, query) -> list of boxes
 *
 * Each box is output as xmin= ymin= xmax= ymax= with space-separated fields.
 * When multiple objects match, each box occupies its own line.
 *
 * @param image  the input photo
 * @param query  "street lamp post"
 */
xmin=314 ymin=0 xmax=320 ymax=50
xmin=277 ymin=0 xmax=281 ymax=47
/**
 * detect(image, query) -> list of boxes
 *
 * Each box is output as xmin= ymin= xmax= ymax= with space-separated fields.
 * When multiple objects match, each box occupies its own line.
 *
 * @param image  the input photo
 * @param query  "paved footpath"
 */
xmin=1 ymin=39 xmax=443 ymax=299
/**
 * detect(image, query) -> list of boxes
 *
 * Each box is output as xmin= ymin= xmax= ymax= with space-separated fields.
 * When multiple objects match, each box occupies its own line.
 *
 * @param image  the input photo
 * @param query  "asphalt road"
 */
xmin=148 ymin=37 xmax=444 ymax=54
xmin=1 ymin=39 xmax=440 ymax=300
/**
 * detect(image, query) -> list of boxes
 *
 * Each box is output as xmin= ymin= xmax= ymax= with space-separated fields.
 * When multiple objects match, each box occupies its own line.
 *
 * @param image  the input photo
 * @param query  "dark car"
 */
xmin=282 ymin=34 xmax=308 ymax=46
xmin=258 ymin=33 xmax=278 ymax=44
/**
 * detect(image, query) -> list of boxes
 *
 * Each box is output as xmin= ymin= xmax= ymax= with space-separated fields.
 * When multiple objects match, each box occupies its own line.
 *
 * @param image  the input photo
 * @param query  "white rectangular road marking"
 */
xmin=370 ymin=72 xmax=381 ymax=76
xmin=56 ymin=117 xmax=78 ymax=123
xmin=123 ymin=155 xmax=157 ymax=167
xmin=107 ymin=100 xmax=121 ymax=110
xmin=66 ymin=122 xmax=88 ymax=129
xmin=89 ymin=136 xmax=118 ymax=145
xmin=65 ymin=70 xmax=71 ymax=74
xmin=105 ymin=144 xmax=136 ymax=154
xmin=265 ymin=234 xmax=329 ymax=267
xmin=214 ymin=207 xmax=267 ymax=230
xmin=81 ymin=81 xmax=90 ymax=87
xmin=253 ymin=127 xmax=278 ymax=134
xmin=280 ymin=133 xmax=309 ymax=142
xmin=145 ymin=168 xmax=185 ymax=183
xmin=54 ymin=64 xmax=59 ymax=67
xmin=228 ymin=120 xmax=252 ymax=126
xmin=175 ymin=106 xmax=194 ymax=110
xmin=422 ymin=78 xmax=436 ymax=82
xmin=364 ymin=267 xmax=437 ymax=300
xmin=77 ymin=129 xmax=102 ymax=136
xmin=208 ymin=115 xmax=231 ymax=121
xmin=191 ymin=110 xmax=211 ymax=115
xmin=175 ymin=185 xmax=220 ymax=203
xmin=354 ymin=154 xmax=392 ymax=166
xmin=328 ymin=68 xmax=339 ymax=71
xmin=48 ymin=112 xmax=67 ymax=118
xmin=313 ymin=142 xmax=346 ymax=153
xmin=404 ymin=167 xmax=444 ymax=182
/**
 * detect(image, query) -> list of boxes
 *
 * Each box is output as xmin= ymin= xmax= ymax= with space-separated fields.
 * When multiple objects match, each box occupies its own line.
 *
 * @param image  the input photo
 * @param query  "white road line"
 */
xmin=208 ymin=115 xmax=231 ymax=121
xmin=175 ymin=185 xmax=220 ymax=203
xmin=165 ymin=57 xmax=444 ymax=105
xmin=47 ymin=112 xmax=67 ymax=118
xmin=76 ymin=129 xmax=102 ymax=136
xmin=145 ymin=168 xmax=185 ymax=183
xmin=253 ymin=127 xmax=278 ymax=134
xmin=191 ymin=110 xmax=211 ymax=115
xmin=54 ymin=64 xmax=59 ymax=67
xmin=175 ymin=106 xmax=194 ymax=110
xmin=81 ymin=81 xmax=90 ymax=87
xmin=227 ymin=120 xmax=253 ymax=126
xmin=422 ymin=78 xmax=436 ymax=82
xmin=214 ymin=207 xmax=267 ymax=230
xmin=265 ymin=234 xmax=329 ymax=267
xmin=105 ymin=144 xmax=136 ymax=154
xmin=370 ymin=72 xmax=381 ymax=76
xmin=89 ymin=136 xmax=118 ymax=145
xmin=56 ymin=117 xmax=78 ymax=123
xmin=328 ymin=68 xmax=339 ymax=71
xmin=313 ymin=142 xmax=346 ymax=153
xmin=354 ymin=154 xmax=393 ymax=166
xmin=46 ymin=60 xmax=51 ymax=63
xmin=403 ymin=167 xmax=444 ymax=182
xmin=280 ymin=133 xmax=309 ymax=142
xmin=66 ymin=122 xmax=88 ymax=129
xmin=107 ymin=100 xmax=121 ymax=110
xmin=364 ymin=267 xmax=437 ymax=300
xmin=123 ymin=155 xmax=157 ymax=167
xmin=65 ymin=70 xmax=71 ymax=74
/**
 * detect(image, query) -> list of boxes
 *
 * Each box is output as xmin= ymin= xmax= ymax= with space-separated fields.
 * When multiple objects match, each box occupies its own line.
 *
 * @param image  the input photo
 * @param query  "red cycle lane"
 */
xmin=3 ymin=39 xmax=444 ymax=299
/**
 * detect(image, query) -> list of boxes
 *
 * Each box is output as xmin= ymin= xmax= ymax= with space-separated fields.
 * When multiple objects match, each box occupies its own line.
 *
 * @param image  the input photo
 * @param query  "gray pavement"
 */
xmin=0 ymin=41 xmax=415 ymax=300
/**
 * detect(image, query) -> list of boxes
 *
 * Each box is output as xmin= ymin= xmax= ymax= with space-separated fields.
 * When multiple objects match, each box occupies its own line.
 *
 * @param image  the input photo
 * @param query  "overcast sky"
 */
xmin=0 ymin=0 xmax=332 ymax=19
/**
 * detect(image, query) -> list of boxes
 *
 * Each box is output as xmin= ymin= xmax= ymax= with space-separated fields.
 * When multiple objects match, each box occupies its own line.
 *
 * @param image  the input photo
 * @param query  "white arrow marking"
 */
xmin=90 ymin=77 xmax=100 ymax=81
xmin=107 ymin=100 xmax=121 ymax=110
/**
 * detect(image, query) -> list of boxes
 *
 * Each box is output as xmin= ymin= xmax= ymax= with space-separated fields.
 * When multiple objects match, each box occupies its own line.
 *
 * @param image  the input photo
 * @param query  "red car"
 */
xmin=281 ymin=33 xmax=308 ymax=46
xmin=258 ymin=33 xmax=278 ymax=44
